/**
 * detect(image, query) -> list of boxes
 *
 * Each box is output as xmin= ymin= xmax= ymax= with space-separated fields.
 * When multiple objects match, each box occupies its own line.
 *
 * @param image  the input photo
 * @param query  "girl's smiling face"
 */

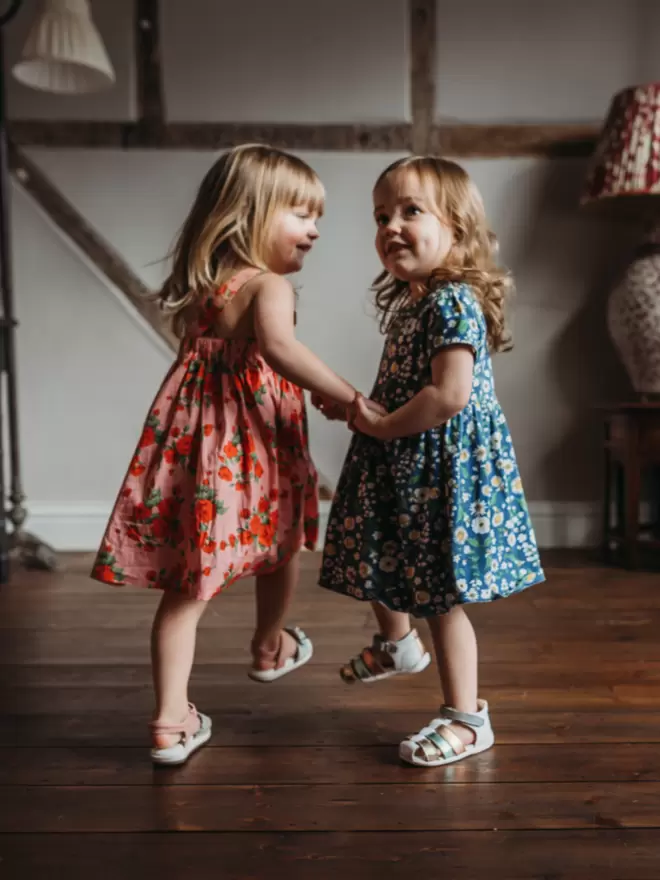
xmin=373 ymin=171 xmax=454 ymax=285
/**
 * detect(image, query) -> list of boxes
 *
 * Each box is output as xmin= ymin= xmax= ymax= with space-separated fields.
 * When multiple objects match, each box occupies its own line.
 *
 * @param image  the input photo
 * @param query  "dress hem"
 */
xmin=318 ymin=573 xmax=546 ymax=618
xmin=91 ymin=537 xmax=316 ymax=602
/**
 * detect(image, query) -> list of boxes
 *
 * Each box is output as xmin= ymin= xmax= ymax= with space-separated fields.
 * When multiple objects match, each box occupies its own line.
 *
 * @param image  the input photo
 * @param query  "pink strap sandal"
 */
xmin=149 ymin=702 xmax=212 ymax=766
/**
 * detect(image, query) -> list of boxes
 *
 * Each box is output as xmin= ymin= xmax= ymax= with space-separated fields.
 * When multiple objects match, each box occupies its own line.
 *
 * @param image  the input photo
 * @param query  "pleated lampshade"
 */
xmin=12 ymin=0 xmax=115 ymax=94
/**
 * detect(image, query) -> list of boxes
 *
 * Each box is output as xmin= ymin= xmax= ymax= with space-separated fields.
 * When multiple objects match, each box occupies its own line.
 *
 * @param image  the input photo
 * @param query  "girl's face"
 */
xmin=266 ymin=204 xmax=321 ymax=274
xmin=373 ymin=172 xmax=453 ymax=285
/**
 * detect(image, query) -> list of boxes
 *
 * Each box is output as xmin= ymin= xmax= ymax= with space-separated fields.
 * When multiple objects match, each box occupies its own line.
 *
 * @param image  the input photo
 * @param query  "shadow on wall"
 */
xmin=505 ymin=158 xmax=636 ymax=502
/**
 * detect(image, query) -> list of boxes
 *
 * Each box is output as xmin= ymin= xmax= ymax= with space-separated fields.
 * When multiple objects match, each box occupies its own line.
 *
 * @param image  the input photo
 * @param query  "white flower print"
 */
xmin=318 ymin=282 xmax=544 ymax=617
xmin=472 ymin=516 xmax=490 ymax=534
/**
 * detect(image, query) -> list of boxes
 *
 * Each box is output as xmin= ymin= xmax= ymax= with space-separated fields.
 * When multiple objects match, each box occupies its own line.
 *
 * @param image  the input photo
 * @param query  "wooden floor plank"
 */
xmin=0 ymin=743 xmax=658 ymax=786
xmin=0 ymin=781 xmax=658 ymax=832
xmin=1 ymin=551 xmax=660 ymax=876
xmin=0 ymin=830 xmax=657 ymax=880
xmin=2 ymin=708 xmax=660 ymax=747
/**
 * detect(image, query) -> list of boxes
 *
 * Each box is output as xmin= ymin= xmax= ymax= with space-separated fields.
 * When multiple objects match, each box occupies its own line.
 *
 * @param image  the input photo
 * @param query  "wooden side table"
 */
xmin=601 ymin=402 xmax=660 ymax=568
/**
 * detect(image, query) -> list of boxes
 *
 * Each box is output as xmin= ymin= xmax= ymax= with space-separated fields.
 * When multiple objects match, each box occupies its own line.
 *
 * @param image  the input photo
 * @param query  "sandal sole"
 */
xmin=248 ymin=642 xmax=313 ymax=683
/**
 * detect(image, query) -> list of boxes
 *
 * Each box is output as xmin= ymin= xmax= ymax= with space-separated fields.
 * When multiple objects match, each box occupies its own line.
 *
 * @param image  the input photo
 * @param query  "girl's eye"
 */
xmin=405 ymin=205 xmax=421 ymax=217
xmin=375 ymin=213 xmax=389 ymax=226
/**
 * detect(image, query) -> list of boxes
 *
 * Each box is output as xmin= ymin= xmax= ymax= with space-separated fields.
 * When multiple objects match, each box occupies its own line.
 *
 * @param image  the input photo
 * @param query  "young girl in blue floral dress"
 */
xmin=315 ymin=156 xmax=545 ymax=768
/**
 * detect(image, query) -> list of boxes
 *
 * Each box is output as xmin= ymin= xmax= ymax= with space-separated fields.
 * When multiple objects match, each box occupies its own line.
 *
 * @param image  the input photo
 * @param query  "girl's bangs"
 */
xmin=276 ymin=165 xmax=325 ymax=215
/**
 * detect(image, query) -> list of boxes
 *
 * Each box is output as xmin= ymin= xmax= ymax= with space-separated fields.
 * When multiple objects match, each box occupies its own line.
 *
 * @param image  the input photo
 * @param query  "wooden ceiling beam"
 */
xmin=7 ymin=119 xmax=599 ymax=157
xmin=410 ymin=0 xmax=436 ymax=154
xmin=135 ymin=0 xmax=165 ymax=139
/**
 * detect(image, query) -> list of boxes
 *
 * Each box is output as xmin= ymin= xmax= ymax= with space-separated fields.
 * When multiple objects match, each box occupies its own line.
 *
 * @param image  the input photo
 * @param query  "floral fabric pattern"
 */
xmin=319 ymin=281 xmax=545 ymax=617
xmin=92 ymin=269 xmax=318 ymax=600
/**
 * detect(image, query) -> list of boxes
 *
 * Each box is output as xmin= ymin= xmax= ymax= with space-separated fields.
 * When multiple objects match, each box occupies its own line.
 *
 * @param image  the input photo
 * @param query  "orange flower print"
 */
xmin=90 ymin=269 xmax=320 ymax=601
xmin=246 ymin=369 xmax=261 ymax=392
xmin=94 ymin=564 xmax=114 ymax=582
xmin=139 ymin=426 xmax=156 ymax=448
xmin=259 ymin=521 xmax=276 ymax=548
xmin=176 ymin=435 xmax=193 ymax=457
xmin=195 ymin=499 xmax=216 ymax=523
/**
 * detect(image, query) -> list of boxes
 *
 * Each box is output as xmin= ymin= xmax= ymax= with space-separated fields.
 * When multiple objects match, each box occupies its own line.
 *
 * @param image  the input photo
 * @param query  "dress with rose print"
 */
xmin=91 ymin=268 xmax=318 ymax=600
xmin=320 ymin=282 xmax=544 ymax=618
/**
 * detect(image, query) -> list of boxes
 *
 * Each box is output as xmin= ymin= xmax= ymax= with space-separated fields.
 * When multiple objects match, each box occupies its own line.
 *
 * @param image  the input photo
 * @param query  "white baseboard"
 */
xmin=20 ymin=502 xmax=111 ymax=552
xmin=22 ymin=499 xmax=604 ymax=553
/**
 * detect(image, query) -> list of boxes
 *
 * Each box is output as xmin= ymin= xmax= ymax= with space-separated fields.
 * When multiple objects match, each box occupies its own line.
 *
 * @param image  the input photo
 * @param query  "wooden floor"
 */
xmin=1 ymin=551 xmax=660 ymax=878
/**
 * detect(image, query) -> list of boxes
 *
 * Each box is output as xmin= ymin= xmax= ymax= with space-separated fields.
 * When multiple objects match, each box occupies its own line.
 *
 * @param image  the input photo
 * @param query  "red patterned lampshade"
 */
xmin=582 ymin=83 xmax=660 ymax=205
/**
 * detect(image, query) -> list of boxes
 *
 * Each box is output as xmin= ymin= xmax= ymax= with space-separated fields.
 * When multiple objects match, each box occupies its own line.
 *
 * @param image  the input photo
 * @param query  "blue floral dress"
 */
xmin=319 ymin=281 xmax=545 ymax=618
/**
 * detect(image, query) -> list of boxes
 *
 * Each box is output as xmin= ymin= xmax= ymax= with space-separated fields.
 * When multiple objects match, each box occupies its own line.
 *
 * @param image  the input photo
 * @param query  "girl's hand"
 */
xmin=311 ymin=393 xmax=347 ymax=422
xmin=350 ymin=395 xmax=391 ymax=439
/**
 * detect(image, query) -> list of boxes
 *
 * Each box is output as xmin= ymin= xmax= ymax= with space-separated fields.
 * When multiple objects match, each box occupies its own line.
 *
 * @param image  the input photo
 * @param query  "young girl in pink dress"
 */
xmin=91 ymin=144 xmax=362 ymax=765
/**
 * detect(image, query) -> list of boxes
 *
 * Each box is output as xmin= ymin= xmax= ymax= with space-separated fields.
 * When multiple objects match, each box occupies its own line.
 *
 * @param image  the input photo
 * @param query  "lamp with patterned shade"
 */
xmin=582 ymin=83 xmax=660 ymax=397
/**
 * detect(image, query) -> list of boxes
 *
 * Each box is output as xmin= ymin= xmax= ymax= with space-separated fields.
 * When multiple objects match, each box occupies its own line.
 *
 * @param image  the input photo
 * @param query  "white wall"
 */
xmin=6 ymin=0 xmax=650 ymax=549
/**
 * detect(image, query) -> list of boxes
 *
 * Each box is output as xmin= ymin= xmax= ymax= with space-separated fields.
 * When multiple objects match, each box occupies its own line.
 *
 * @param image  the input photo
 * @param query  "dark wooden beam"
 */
xmin=9 ymin=144 xmax=177 ymax=352
xmin=8 ymin=121 xmax=413 ymax=152
xmin=135 ymin=0 xmax=165 ymax=141
xmin=433 ymin=123 xmax=600 ymax=158
xmin=409 ymin=0 xmax=436 ymax=154
xmin=8 ymin=120 xmax=598 ymax=157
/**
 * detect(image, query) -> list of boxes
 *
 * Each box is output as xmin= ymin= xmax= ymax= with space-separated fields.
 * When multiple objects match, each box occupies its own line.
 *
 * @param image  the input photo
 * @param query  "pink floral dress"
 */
xmin=91 ymin=268 xmax=319 ymax=600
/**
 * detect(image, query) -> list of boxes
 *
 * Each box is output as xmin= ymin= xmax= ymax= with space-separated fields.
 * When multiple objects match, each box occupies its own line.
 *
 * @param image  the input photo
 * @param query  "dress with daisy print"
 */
xmin=319 ymin=281 xmax=545 ymax=618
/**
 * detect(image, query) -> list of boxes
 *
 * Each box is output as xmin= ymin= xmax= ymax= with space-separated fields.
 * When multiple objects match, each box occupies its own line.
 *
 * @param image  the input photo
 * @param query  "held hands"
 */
xmin=311 ymin=392 xmax=389 ymax=435
xmin=348 ymin=394 xmax=391 ymax=439
xmin=310 ymin=393 xmax=348 ymax=421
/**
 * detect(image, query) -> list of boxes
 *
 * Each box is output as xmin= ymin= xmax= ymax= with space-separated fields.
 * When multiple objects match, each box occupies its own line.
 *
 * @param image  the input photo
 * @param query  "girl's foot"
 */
xmin=150 ymin=703 xmax=212 ymax=765
xmin=248 ymin=626 xmax=313 ymax=682
xmin=399 ymin=699 xmax=494 ymax=767
xmin=340 ymin=629 xmax=431 ymax=683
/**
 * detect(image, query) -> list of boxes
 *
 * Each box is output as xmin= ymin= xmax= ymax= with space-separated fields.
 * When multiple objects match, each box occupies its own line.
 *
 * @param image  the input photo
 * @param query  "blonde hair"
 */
xmin=372 ymin=156 xmax=513 ymax=352
xmin=157 ymin=144 xmax=325 ymax=337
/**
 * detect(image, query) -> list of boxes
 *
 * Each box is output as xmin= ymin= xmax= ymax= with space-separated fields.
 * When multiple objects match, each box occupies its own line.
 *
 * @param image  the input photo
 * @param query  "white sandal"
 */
xmin=150 ymin=703 xmax=212 ymax=766
xmin=340 ymin=629 xmax=431 ymax=684
xmin=399 ymin=699 xmax=494 ymax=767
xmin=248 ymin=626 xmax=313 ymax=682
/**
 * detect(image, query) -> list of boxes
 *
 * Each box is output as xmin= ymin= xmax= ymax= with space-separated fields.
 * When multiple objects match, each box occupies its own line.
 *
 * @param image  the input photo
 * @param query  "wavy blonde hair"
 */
xmin=372 ymin=156 xmax=513 ymax=352
xmin=157 ymin=143 xmax=325 ymax=337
